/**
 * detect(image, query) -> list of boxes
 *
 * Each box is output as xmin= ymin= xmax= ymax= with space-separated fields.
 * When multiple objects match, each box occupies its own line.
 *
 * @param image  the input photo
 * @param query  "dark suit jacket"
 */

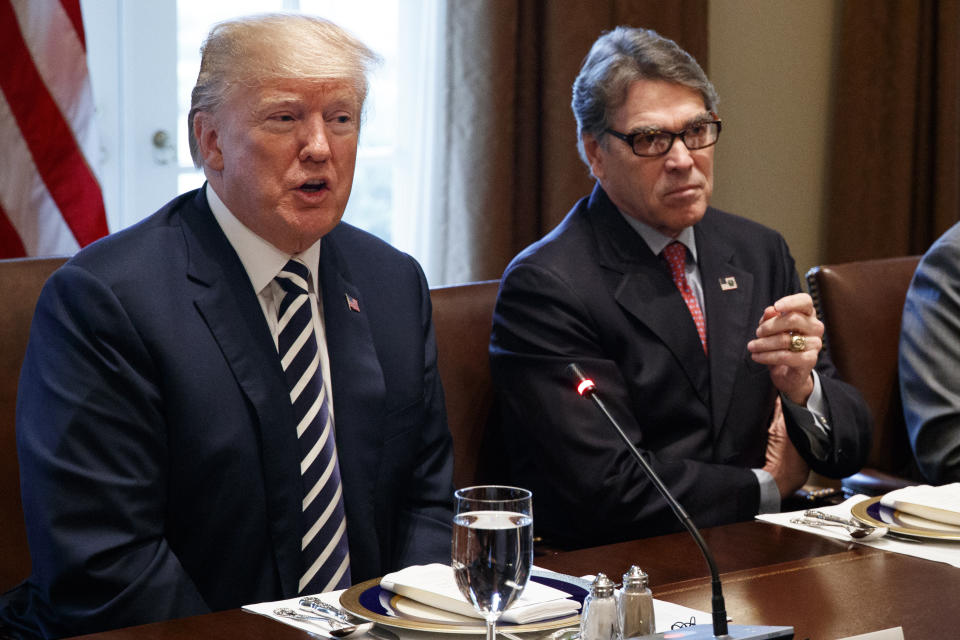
xmin=900 ymin=221 xmax=960 ymax=483
xmin=490 ymin=185 xmax=871 ymax=547
xmin=1 ymin=189 xmax=454 ymax=638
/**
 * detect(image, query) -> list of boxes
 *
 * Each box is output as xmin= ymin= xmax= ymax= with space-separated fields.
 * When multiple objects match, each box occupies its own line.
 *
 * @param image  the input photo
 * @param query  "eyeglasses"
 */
xmin=605 ymin=120 xmax=722 ymax=157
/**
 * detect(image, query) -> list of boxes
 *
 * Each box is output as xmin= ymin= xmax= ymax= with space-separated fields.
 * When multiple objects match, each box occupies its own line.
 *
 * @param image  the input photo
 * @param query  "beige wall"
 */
xmin=708 ymin=0 xmax=839 ymax=279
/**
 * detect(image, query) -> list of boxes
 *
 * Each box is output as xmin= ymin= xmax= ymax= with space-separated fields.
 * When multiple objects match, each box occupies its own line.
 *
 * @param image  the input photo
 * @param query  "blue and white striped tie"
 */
xmin=275 ymin=259 xmax=351 ymax=594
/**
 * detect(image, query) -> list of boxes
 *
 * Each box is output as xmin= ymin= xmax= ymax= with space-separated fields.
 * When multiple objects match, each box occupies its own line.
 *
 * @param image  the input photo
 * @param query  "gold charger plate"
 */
xmin=339 ymin=576 xmax=585 ymax=634
xmin=851 ymin=496 xmax=960 ymax=540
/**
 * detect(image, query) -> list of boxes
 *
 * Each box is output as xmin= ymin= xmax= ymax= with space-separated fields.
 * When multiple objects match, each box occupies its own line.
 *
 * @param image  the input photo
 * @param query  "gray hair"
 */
xmin=188 ymin=13 xmax=381 ymax=167
xmin=571 ymin=26 xmax=718 ymax=166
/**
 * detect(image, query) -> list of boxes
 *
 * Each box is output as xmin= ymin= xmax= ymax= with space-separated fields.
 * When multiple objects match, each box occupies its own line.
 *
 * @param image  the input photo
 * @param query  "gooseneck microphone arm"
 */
xmin=566 ymin=363 xmax=729 ymax=638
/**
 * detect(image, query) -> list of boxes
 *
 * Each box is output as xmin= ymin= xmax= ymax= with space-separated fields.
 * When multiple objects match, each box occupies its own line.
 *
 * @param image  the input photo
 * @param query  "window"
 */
xmin=81 ymin=0 xmax=441 ymax=256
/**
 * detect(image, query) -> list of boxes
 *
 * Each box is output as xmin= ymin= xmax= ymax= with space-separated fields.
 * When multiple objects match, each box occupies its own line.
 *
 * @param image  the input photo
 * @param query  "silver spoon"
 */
xmin=802 ymin=509 xmax=889 ymax=539
xmin=298 ymin=606 xmax=375 ymax=635
xmin=791 ymin=517 xmax=888 ymax=540
xmin=299 ymin=598 xmax=399 ymax=640
xmin=273 ymin=607 xmax=374 ymax=637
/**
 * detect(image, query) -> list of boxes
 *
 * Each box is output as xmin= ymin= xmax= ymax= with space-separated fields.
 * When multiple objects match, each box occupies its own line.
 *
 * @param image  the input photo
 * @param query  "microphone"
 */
xmin=566 ymin=363 xmax=793 ymax=640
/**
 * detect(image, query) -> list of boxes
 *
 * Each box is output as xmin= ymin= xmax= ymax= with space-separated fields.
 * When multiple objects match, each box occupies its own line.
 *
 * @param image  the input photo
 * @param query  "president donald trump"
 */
xmin=2 ymin=13 xmax=453 ymax=639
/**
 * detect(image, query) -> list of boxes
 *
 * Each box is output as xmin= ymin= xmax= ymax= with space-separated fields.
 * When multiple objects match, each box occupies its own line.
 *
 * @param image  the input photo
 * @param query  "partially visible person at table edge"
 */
xmin=489 ymin=26 xmax=872 ymax=548
xmin=0 ymin=13 xmax=453 ymax=639
xmin=900 ymin=221 xmax=960 ymax=484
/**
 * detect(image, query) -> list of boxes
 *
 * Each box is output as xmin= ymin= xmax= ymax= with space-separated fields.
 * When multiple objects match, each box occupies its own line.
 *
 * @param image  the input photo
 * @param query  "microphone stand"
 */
xmin=566 ymin=363 xmax=792 ymax=640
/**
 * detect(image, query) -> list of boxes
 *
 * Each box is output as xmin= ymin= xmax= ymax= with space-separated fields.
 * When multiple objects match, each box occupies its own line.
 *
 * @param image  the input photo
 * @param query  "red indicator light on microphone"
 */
xmin=576 ymin=378 xmax=596 ymax=396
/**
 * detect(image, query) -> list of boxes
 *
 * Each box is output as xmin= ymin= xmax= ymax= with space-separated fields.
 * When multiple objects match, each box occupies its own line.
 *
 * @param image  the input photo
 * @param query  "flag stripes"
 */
xmin=0 ymin=0 xmax=107 ymax=257
xmin=0 ymin=202 xmax=26 ymax=257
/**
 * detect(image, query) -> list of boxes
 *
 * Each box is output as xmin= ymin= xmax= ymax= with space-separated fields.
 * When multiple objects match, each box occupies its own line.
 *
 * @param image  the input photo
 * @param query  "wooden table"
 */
xmin=70 ymin=521 xmax=957 ymax=640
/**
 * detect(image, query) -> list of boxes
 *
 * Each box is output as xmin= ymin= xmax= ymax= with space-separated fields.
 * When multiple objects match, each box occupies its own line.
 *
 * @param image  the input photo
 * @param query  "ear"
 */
xmin=582 ymin=133 xmax=605 ymax=181
xmin=193 ymin=111 xmax=225 ymax=172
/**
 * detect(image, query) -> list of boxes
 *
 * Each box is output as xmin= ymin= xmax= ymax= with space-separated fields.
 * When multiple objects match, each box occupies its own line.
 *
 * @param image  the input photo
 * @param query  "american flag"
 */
xmin=346 ymin=294 xmax=360 ymax=313
xmin=0 ymin=0 xmax=108 ymax=258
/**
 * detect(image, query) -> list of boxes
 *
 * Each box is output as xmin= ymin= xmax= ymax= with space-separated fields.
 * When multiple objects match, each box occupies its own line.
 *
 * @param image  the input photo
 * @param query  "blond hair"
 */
xmin=188 ymin=13 xmax=381 ymax=167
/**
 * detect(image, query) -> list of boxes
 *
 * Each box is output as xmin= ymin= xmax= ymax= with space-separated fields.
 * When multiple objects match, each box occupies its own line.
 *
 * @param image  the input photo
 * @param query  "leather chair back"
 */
xmin=0 ymin=256 xmax=67 ymax=591
xmin=806 ymin=256 xmax=922 ymax=494
xmin=430 ymin=280 xmax=503 ymax=489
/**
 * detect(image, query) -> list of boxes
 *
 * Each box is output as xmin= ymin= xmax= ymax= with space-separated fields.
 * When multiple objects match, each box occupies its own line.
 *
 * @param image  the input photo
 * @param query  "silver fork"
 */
xmin=803 ymin=509 xmax=868 ymax=528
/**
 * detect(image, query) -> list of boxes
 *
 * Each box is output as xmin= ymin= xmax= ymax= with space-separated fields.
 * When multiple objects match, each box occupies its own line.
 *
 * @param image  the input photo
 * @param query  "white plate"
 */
xmin=339 ymin=573 xmax=587 ymax=634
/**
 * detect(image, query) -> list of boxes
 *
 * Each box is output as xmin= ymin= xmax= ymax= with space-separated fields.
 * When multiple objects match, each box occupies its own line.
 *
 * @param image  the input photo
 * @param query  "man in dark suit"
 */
xmin=900 ymin=222 xmax=960 ymax=483
xmin=1 ymin=14 xmax=453 ymax=639
xmin=490 ymin=27 xmax=871 ymax=548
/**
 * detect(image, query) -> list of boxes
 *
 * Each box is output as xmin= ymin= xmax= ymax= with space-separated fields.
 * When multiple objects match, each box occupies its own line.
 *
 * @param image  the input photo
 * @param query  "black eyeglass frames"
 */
xmin=605 ymin=120 xmax=722 ymax=157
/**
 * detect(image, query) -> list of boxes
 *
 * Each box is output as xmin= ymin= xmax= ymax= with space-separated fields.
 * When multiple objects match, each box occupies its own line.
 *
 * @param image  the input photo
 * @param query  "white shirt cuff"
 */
xmin=804 ymin=370 xmax=830 ymax=434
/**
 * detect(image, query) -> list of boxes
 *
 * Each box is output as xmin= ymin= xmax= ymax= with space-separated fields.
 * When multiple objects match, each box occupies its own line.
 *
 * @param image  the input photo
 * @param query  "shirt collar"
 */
xmin=205 ymin=182 xmax=322 ymax=294
xmin=617 ymin=209 xmax=698 ymax=264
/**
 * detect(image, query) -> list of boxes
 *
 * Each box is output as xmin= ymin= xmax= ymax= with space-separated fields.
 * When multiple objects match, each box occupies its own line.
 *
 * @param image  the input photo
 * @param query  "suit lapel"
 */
xmin=316 ymin=232 xmax=386 ymax=503
xmin=180 ymin=191 xmax=303 ymax=596
xmin=696 ymin=220 xmax=755 ymax=434
xmin=589 ymin=188 xmax=710 ymax=405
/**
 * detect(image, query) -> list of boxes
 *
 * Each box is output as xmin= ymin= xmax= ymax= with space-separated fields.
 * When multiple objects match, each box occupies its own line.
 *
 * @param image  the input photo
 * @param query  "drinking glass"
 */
xmin=452 ymin=485 xmax=534 ymax=640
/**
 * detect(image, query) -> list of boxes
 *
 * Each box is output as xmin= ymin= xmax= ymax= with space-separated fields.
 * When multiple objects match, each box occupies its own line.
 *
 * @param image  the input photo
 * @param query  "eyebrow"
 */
xmin=258 ymin=93 xmax=360 ymax=112
xmin=256 ymin=96 xmax=302 ymax=111
xmin=632 ymin=112 xmax=714 ymax=134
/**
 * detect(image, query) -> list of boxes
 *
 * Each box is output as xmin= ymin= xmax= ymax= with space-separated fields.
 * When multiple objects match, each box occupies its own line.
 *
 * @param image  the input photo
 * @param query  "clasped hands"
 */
xmin=746 ymin=293 xmax=822 ymax=498
xmin=747 ymin=292 xmax=823 ymax=407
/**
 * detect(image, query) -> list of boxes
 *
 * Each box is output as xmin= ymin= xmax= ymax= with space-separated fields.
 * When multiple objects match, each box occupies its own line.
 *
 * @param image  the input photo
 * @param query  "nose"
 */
xmin=663 ymin=138 xmax=694 ymax=171
xmin=299 ymin=119 xmax=332 ymax=163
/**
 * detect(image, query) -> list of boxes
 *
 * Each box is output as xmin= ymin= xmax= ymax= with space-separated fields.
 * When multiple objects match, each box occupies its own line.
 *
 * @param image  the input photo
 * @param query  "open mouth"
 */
xmin=299 ymin=180 xmax=328 ymax=193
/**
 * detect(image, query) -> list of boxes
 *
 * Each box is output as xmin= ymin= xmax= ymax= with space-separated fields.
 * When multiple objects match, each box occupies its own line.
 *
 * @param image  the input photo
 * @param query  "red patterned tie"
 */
xmin=663 ymin=242 xmax=707 ymax=355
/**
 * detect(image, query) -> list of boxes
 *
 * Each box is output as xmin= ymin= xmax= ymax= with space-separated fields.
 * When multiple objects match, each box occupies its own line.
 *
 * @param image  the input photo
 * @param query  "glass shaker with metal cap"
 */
xmin=618 ymin=565 xmax=655 ymax=638
xmin=580 ymin=573 xmax=619 ymax=640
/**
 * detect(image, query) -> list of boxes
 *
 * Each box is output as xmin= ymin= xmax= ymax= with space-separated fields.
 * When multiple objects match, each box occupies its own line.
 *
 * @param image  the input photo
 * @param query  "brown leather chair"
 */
xmin=429 ymin=280 xmax=504 ymax=489
xmin=806 ymin=255 xmax=923 ymax=497
xmin=0 ymin=256 xmax=68 ymax=591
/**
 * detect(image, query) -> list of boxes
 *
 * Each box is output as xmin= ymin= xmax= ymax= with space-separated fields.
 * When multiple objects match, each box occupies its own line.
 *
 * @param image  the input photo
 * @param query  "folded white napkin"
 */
xmin=380 ymin=563 xmax=581 ymax=624
xmin=880 ymin=483 xmax=960 ymax=526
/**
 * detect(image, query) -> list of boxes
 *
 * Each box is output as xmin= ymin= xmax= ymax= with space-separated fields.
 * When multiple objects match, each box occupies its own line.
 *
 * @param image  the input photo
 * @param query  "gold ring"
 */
xmin=789 ymin=334 xmax=806 ymax=353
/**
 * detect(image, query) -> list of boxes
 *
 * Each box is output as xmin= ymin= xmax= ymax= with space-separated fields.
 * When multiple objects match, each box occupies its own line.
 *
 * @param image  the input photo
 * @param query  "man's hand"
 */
xmin=747 ymin=292 xmax=823 ymax=406
xmin=762 ymin=397 xmax=809 ymax=498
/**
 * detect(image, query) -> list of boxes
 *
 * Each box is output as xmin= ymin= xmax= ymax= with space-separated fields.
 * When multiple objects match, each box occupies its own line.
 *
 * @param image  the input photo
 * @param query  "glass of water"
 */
xmin=452 ymin=485 xmax=534 ymax=640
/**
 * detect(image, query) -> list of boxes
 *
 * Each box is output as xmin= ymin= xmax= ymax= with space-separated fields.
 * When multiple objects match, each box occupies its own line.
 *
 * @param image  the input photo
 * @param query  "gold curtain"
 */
xmin=825 ymin=0 xmax=960 ymax=263
xmin=435 ymin=0 xmax=708 ymax=285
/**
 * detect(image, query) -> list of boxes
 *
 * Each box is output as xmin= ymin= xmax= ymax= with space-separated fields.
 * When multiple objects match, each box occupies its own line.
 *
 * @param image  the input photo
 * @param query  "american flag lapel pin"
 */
xmin=345 ymin=293 xmax=360 ymax=313
xmin=719 ymin=276 xmax=738 ymax=291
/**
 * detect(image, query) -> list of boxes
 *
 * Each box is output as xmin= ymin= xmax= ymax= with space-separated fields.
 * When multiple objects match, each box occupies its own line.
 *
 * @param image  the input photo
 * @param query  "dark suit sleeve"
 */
xmin=778 ymin=261 xmax=873 ymax=479
xmin=899 ymin=226 xmax=960 ymax=483
xmin=12 ymin=265 xmax=208 ymax=637
xmin=490 ymin=261 xmax=760 ymax=545
xmin=390 ymin=259 xmax=454 ymax=568
xmin=780 ymin=380 xmax=872 ymax=478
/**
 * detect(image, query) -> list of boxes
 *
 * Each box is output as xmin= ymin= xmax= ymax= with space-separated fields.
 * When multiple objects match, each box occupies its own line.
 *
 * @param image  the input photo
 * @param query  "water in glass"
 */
xmin=452 ymin=486 xmax=533 ymax=640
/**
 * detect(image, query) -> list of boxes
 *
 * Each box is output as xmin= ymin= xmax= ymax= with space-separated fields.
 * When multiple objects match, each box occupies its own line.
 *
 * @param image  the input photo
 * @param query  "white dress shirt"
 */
xmin=205 ymin=183 xmax=335 ymax=421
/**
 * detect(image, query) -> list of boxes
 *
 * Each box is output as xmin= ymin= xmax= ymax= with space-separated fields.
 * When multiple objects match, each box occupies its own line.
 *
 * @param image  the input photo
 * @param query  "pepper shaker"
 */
xmin=580 ymin=573 xmax=619 ymax=640
xmin=618 ymin=565 xmax=655 ymax=638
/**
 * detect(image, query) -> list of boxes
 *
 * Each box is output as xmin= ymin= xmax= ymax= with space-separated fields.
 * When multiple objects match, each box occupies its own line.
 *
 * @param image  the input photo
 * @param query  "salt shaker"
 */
xmin=580 ymin=573 xmax=619 ymax=640
xmin=618 ymin=565 xmax=655 ymax=638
